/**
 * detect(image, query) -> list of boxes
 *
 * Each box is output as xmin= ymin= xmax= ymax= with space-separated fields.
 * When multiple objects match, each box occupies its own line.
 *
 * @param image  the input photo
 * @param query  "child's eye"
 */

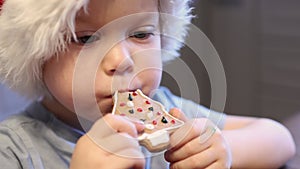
xmin=72 ymin=34 xmax=100 ymax=45
xmin=129 ymin=32 xmax=154 ymax=40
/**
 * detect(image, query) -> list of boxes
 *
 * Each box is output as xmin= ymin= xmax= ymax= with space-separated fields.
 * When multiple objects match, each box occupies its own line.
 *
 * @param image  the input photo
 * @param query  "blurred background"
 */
xmin=1 ymin=0 xmax=300 ymax=122
xmin=162 ymin=0 xmax=300 ymax=123
xmin=162 ymin=1 xmax=300 ymax=166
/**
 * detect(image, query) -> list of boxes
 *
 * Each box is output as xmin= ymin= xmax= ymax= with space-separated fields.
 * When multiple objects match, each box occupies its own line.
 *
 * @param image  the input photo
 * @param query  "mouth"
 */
xmin=117 ymin=88 xmax=138 ymax=93
xmin=102 ymin=89 xmax=138 ymax=100
xmin=104 ymin=95 xmax=113 ymax=99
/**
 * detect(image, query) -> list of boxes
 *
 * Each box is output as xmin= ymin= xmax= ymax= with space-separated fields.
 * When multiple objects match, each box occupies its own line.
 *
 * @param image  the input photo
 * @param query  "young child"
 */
xmin=0 ymin=0 xmax=295 ymax=168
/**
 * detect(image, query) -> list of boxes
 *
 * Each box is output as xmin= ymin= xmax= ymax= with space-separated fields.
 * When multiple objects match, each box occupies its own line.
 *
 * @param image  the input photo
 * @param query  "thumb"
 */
xmin=169 ymin=108 xmax=188 ymax=122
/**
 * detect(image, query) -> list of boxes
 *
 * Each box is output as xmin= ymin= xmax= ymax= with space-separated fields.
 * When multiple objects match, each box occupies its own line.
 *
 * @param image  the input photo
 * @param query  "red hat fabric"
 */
xmin=0 ymin=0 xmax=4 ymax=9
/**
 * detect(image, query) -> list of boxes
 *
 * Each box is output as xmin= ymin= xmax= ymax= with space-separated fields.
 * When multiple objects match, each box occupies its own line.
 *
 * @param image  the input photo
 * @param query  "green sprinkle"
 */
xmin=129 ymin=109 xmax=134 ymax=114
xmin=128 ymin=94 xmax=133 ymax=101
xmin=161 ymin=116 xmax=168 ymax=124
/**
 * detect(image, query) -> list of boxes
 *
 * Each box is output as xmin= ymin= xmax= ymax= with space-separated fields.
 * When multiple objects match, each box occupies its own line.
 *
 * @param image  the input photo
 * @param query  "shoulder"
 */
xmin=0 ymin=101 xmax=56 ymax=138
xmin=0 ymin=112 xmax=36 ymax=137
xmin=0 ymin=111 xmax=46 ymax=141
xmin=0 ymin=102 xmax=77 ymax=169
xmin=0 ymin=111 xmax=45 ymax=148
xmin=0 ymin=113 xmax=41 ymax=168
xmin=0 ymin=103 xmax=60 ymax=147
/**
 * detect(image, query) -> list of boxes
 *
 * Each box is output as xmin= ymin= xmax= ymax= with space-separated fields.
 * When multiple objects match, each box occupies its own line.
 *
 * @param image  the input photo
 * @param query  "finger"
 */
xmin=108 ymin=114 xmax=145 ymax=136
xmin=169 ymin=118 xmax=209 ymax=150
xmin=88 ymin=114 xmax=141 ymax=139
xmin=109 ymin=148 xmax=145 ymax=169
xmin=121 ymin=116 xmax=145 ymax=134
xmin=91 ymin=132 xmax=141 ymax=156
xmin=169 ymin=148 xmax=217 ymax=169
xmin=169 ymin=108 xmax=189 ymax=122
xmin=167 ymin=127 xmax=221 ymax=162
xmin=168 ymin=128 xmax=231 ymax=169
xmin=165 ymin=134 xmax=211 ymax=162
xmin=205 ymin=161 xmax=230 ymax=169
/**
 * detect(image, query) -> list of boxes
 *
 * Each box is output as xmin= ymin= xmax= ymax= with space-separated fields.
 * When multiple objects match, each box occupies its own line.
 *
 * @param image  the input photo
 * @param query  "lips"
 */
xmin=117 ymin=88 xmax=138 ymax=93
xmin=104 ymin=95 xmax=113 ymax=99
xmin=102 ymin=88 xmax=139 ymax=99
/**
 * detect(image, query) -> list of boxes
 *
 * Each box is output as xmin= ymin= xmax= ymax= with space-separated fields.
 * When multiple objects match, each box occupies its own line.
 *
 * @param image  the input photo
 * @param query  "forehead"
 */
xmin=76 ymin=0 xmax=158 ymax=28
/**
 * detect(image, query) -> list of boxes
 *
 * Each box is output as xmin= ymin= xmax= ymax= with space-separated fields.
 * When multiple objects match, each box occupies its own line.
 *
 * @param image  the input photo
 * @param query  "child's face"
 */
xmin=43 ymin=0 xmax=162 ymax=120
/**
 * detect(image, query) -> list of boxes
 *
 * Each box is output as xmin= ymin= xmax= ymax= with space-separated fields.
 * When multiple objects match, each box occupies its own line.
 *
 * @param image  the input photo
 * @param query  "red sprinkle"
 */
xmin=120 ymin=114 xmax=126 ymax=116
xmin=145 ymin=100 xmax=151 ymax=104
xmin=132 ymin=92 xmax=137 ymax=96
xmin=171 ymin=120 xmax=176 ymax=124
xmin=157 ymin=112 xmax=161 ymax=116
xmin=137 ymin=108 xmax=143 ymax=112
xmin=120 ymin=103 xmax=126 ymax=107
xmin=152 ymin=120 xmax=157 ymax=125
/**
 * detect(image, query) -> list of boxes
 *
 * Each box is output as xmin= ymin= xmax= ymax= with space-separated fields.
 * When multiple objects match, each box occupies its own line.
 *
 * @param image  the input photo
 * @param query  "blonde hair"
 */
xmin=0 ymin=0 xmax=193 ymax=99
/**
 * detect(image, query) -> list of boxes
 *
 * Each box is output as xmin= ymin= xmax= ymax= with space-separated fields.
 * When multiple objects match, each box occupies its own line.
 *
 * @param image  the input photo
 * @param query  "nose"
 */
xmin=102 ymin=41 xmax=134 ymax=75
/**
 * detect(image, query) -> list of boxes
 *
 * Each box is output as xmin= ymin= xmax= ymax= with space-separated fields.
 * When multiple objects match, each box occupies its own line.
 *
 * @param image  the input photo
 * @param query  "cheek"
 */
xmin=149 ymin=69 xmax=162 ymax=86
xmin=138 ymin=65 xmax=162 ymax=95
xmin=134 ymin=48 xmax=162 ymax=91
xmin=43 ymin=58 xmax=75 ymax=112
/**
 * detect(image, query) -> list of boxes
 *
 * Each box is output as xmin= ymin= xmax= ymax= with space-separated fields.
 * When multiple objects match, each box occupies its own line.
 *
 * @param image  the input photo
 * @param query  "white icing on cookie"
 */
xmin=147 ymin=130 xmax=169 ymax=146
xmin=127 ymin=101 xmax=134 ymax=107
xmin=147 ymin=111 xmax=153 ymax=119
xmin=145 ymin=124 xmax=155 ymax=130
xmin=137 ymin=130 xmax=169 ymax=146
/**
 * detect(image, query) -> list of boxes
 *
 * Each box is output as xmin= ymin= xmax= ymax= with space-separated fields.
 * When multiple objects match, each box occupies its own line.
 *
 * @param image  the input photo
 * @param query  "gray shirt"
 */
xmin=0 ymin=87 xmax=225 ymax=169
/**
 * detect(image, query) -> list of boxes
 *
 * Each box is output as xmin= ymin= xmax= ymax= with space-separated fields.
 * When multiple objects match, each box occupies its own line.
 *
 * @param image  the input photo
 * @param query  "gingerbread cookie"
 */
xmin=112 ymin=89 xmax=184 ymax=152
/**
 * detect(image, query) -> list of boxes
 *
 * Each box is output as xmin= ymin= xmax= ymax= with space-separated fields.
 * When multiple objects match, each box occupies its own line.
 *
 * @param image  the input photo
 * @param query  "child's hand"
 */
xmin=70 ymin=114 xmax=145 ymax=169
xmin=165 ymin=109 xmax=232 ymax=169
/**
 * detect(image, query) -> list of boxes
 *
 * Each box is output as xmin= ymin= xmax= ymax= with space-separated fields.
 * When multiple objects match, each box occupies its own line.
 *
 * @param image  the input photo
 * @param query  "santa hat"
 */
xmin=0 ymin=0 xmax=193 ymax=99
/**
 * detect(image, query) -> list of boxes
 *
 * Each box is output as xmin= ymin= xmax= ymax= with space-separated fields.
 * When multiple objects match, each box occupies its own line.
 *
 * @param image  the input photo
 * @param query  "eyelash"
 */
xmin=72 ymin=31 xmax=155 ymax=45
xmin=72 ymin=35 xmax=100 ymax=45
xmin=129 ymin=32 xmax=155 ymax=40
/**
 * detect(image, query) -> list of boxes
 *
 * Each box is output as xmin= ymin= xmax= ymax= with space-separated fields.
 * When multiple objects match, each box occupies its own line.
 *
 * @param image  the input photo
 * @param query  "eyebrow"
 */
xmin=75 ymin=11 xmax=99 ymax=30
